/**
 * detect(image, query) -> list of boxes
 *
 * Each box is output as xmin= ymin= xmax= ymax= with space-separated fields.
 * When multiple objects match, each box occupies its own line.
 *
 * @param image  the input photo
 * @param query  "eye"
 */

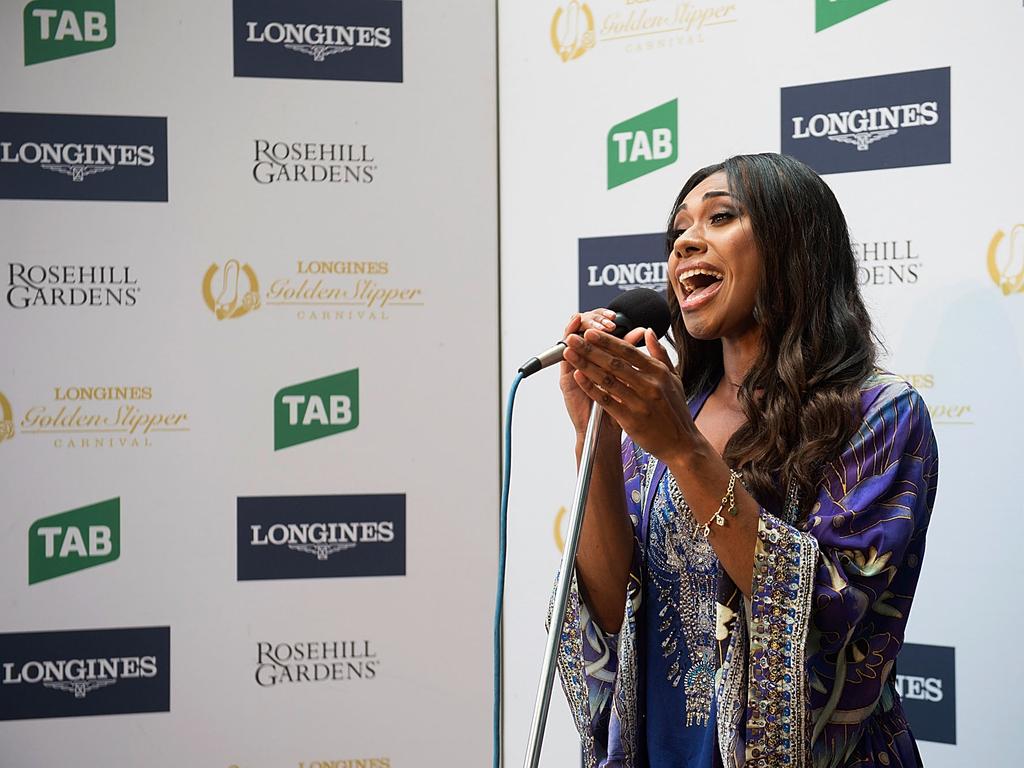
xmin=666 ymin=227 xmax=687 ymax=245
xmin=710 ymin=211 xmax=735 ymax=225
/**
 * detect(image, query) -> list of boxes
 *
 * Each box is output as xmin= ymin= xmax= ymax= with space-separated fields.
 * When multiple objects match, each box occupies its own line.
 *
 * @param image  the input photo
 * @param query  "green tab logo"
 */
xmin=815 ymin=0 xmax=891 ymax=32
xmin=274 ymin=369 xmax=360 ymax=450
xmin=607 ymin=99 xmax=677 ymax=190
xmin=24 ymin=0 xmax=116 ymax=65
xmin=29 ymin=498 xmax=120 ymax=584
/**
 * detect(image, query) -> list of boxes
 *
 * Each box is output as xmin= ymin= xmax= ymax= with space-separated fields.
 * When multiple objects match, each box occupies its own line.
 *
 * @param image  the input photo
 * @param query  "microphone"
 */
xmin=517 ymin=288 xmax=671 ymax=378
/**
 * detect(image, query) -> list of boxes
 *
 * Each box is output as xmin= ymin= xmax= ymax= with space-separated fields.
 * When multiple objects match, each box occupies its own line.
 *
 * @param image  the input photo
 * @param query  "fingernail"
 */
xmin=601 ymin=318 xmax=615 ymax=329
xmin=603 ymin=310 xmax=616 ymax=319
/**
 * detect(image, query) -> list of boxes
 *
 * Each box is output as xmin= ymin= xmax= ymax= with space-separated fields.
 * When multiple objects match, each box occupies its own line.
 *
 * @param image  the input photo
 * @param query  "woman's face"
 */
xmin=668 ymin=170 xmax=762 ymax=341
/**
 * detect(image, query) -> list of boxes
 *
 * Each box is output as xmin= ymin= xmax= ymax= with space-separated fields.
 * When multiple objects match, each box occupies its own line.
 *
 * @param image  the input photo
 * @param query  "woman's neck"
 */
xmin=717 ymin=327 xmax=763 ymax=408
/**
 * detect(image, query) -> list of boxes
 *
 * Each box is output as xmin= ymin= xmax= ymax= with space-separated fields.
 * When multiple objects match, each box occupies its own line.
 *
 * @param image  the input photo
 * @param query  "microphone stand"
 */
xmin=522 ymin=400 xmax=604 ymax=768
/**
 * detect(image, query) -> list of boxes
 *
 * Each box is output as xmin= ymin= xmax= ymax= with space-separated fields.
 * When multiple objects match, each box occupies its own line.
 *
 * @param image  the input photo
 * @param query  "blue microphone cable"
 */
xmin=494 ymin=370 xmax=524 ymax=768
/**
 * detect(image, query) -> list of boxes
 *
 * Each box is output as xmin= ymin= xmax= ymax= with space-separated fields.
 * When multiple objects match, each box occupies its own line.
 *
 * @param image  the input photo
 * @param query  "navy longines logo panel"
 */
xmin=233 ymin=0 xmax=403 ymax=83
xmin=0 ymin=112 xmax=168 ymax=202
xmin=237 ymin=493 xmax=406 ymax=581
xmin=578 ymin=232 xmax=668 ymax=311
xmin=896 ymin=642 xmax=956 ymax=744
xmin=781 ymin=67 xmax=950 ymax=175
xmin=0 ymin=627 xmax=171 ymax=721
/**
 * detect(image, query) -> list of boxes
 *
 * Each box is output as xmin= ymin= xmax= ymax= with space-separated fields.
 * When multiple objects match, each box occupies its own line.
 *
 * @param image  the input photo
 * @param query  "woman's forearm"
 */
xmin=572 ymin=433 xmax=635 ymax=635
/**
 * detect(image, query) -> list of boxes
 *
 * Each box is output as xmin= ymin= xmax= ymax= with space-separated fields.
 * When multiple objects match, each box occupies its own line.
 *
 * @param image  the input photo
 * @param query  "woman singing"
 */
xmin=556 ymin=153 xmax=938 ymax=767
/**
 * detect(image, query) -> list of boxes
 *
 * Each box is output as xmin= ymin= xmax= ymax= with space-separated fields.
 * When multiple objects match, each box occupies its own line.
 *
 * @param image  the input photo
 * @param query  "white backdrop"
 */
xmin=499 ymin=1 xmax=1023 ymax=766
xmin=1 ymin=1 xmax=498 ymax=766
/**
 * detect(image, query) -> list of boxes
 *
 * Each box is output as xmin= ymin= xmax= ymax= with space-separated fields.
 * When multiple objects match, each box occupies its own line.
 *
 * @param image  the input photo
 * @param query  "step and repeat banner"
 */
xmin=1 ymin=1 xmax=498 ymax=766
xmin=499 ymin=1 xmax=1022 ymax=766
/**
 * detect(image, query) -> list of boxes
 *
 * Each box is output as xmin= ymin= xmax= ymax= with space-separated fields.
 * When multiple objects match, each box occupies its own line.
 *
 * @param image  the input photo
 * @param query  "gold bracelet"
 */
xmin=696 ymin=469 xmax=743 ymax=540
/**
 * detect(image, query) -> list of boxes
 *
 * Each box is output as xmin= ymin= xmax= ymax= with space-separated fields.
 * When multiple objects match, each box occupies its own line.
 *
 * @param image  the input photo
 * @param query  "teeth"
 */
xmin=678 ymin=267 xmax=724 ymax=295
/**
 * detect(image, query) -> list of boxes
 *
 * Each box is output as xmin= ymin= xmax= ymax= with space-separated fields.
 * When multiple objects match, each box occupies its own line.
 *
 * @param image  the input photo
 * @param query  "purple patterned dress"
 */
xmin=552 ymin=372 xmax=938 ymax=767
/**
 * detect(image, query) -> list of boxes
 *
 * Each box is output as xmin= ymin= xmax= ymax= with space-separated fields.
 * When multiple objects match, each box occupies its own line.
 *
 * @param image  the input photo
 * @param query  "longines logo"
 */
xmin=3 ymin=385 xmax=189 ymax=449
xmin=815 ymin=0 xmax=891 ymax=32
xmin=234 ymin=0 xmax=403 ymax=83
xmin=255 ymin=640 xmax=380 ymax=687
xmin=895 ymin=643 xmax=956 ymax=744
xmin=781 ymin=68 xmax=950 ymax=175
xmin=6 ymin=263 xmax=139 ymax=309
xmin=551 ymin=0 xmax=737 ymax=62
xmin=29 ymin=497 xmax=120 ymax=584
xmin=987 ymin=224 xmax=1024 ymax=296
xmin=578 ymin=232 xmax=667 ymax=310
xmin=24 ymin=0 xmax=116 ymax=65
xmin=0 ymin=112 xmax=167 ymax=201
xmin=0 ymin=627 xmax=170 ymax=720
xmin=237 ymin=494 xmax=406 ymax=581
xmin=252 ymin=140 xmax=376 ymax=185
xmin=853 ymin=239 xmax=921 ymax=287
xmin=202 ymin=259 xmax=423 ymax=322
xmin=897 ymin=374 xmax=972 ymax=427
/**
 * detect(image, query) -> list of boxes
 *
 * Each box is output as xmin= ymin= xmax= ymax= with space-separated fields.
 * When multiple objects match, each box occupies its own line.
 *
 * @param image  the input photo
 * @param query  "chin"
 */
xmin=680 ymin=315 xmax=722 ymax=341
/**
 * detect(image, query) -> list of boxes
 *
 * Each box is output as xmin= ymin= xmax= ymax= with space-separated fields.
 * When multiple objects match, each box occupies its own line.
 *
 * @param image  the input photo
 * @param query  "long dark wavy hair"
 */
xmin=666 ymin=153 xmax=876 ymax=514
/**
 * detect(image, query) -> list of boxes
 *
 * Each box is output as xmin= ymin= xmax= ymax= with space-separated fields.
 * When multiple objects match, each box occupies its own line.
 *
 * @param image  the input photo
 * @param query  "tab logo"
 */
xmin=578 ymin=232 xmax=668 ymax=310
xmin=816 ymin=0 xmax=891 ymax=32
xmin=274 ymin=369 xmax=359 ymax=450
xmin=607 ymin=100 xmax=677 ymax=189
xmin=29 ymin=497 xmax=119 ymax=584
xmin=24 ymin=0 xmax=115 ymax=65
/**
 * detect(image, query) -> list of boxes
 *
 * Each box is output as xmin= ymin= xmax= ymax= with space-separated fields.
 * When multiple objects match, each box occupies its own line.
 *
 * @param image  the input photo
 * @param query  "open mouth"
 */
xmin=678 ymin=267 xmax=724 ymax=301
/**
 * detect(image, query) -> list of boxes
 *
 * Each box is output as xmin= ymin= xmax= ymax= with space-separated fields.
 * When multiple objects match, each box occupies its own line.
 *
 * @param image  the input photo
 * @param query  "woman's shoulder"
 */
xmin=857 ymin=369 xmax=929 ymax=420
xmin=850 ymin=369 xmax=936 ymax=454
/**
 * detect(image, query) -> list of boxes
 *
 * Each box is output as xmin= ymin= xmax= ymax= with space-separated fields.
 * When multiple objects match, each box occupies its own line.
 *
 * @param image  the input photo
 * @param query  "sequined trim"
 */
xmin=715 ymin=597 xmax=748 ymax=767
xmin=744 ymin=513 xmax=819 ymax=768
xmin=549 ymin=574 xmax=600 ymax=767
xmin=613 ymin=571 xmax=643 ymax=768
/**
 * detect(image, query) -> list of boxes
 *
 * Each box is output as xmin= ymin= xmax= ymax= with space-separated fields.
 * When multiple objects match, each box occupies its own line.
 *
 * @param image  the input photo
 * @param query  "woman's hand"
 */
xmin=559 ymin=310 xmax=645 ymax=440
xmin=563 ymin=327 xmax=701 ymax=464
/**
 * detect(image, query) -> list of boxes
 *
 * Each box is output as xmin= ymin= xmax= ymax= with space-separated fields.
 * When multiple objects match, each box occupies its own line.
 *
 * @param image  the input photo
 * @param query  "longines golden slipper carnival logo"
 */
xmin=0 ymin=391 xmax=14 ymax=443
xmin=202 ymin=259 xmax=423 ymax=322
xmin=8 ymin=385 xmax=189 ymax=449
xmin=552 ymin=0 xmax=737 ymax=61
xmin=202 ymin=260 xmax=262 ymax=320
xmin=987 ymin=224 xmax=1024 ymax=296
xmin=551 ymin=1 xmax=596 ymax=62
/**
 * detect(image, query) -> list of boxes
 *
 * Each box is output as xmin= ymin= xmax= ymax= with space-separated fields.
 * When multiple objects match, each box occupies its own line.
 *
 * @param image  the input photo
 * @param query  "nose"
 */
xmin=672 ymin=227 xmax=707 ymax=259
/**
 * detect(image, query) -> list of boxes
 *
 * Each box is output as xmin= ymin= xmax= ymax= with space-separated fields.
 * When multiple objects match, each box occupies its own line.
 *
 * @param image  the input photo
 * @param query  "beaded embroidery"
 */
xmin=646 ymin=472 xmax=719 ymax=727
xmin=549 ymin=573 xmax=600 ymax=767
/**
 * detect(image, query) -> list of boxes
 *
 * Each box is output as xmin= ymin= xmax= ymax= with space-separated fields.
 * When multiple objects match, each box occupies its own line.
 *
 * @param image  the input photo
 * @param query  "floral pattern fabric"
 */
xmin=553 ymin=373 xmax=938 ymax=768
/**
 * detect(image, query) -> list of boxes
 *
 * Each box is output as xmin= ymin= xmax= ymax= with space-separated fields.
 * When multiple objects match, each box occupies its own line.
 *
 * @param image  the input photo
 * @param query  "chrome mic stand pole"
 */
xmin=523 ymin=400 xmax=604 ymax=768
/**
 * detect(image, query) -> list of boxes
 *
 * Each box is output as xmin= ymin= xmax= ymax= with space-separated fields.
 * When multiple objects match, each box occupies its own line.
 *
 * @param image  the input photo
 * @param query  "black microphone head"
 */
xmin=607 ymin=288 xmax=671 ymax=339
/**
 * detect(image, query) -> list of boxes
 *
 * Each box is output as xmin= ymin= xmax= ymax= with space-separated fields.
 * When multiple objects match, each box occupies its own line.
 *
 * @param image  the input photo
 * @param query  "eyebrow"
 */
xmin=677 ymin=190 xmax=733 ymax=211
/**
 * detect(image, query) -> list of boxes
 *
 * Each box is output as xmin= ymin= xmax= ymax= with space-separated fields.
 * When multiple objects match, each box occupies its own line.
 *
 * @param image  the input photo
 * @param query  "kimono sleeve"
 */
xmin=716 ymin=382 xmax=938 ymax=768
xmin=548 ymin=436 xmax=647 ymax=768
